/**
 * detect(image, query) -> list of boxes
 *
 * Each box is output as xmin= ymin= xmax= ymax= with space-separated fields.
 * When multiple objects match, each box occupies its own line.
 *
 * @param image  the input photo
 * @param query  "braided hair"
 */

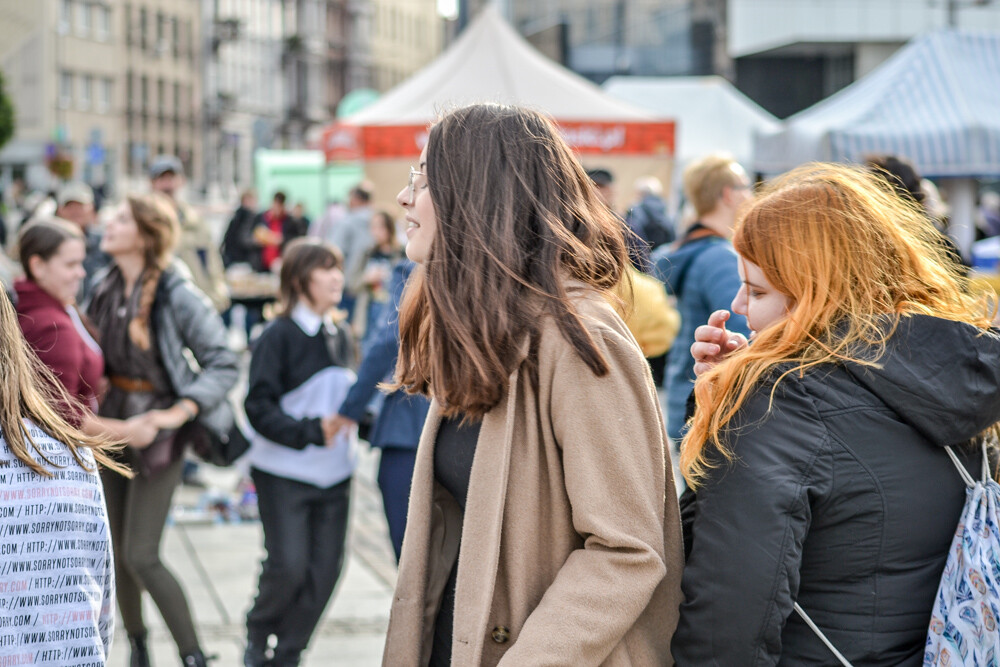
xmin=125 ymin=193 xmax=179 ymax=350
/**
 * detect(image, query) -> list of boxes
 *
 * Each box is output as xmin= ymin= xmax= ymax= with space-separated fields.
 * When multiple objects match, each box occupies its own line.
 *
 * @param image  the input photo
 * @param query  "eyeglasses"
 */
xmin=406 ymin=166 xmax=424 ymax=205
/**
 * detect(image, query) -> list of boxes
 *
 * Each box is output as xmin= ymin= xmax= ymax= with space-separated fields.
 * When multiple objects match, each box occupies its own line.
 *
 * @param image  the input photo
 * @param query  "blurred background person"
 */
xmin=221 ymin=189 xmax=259 ymax=269
xmin=653 ymin=153 xmax=751 ymax=445
xmin=349 ymin=209 xmax=404 ymax=351
xmin=150 ymin=154 xmax=231 ymax=314
xmin=88 ymin=193 xmax=239 ymax=667
xmin=252 ymin=191 xmax=305 ymax=272
xmin=331 ymin=184 xmax=374 ymax=319
xmin=291 ymin=202 xmax=311 ymax=234
xmin=220 ymin=189 xmax=262 ymax=340
xmin=309 ymin=199 xmax=346 ymax=246
xmin=587 ymin=167 xmax=616 ymax=210
xmin=626 ymin=176 xmax=676 ymax=271
xmin=329 ymin=258 xmax=429 ymax=561
xmin=866 ymin=154 xmax=968 ymax=274
xmin=15 ymin=219 xmax=157 ymax=446
xmin=980 ymin=191 xmax=1000 ymax=238
xmin=53 ymin=182 xmax=110 ymax=304
xmin=243 ymin=238 xmax=357 ymax=667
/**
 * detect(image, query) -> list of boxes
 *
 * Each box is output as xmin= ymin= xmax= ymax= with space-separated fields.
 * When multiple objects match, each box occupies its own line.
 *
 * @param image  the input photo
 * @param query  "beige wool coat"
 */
xmin=382 ymin=291 xmax=684 ymax=666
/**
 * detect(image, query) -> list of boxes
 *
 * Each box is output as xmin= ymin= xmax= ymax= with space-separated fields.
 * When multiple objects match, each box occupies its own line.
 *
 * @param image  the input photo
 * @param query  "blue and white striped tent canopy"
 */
xmin=754 ymin=30 xmax=1000 ymax=177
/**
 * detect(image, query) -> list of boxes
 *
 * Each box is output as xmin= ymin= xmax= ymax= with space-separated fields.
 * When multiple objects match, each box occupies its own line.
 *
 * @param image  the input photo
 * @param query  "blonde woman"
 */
xmin=88 ymin=193 xmax=239 ymax=667
xmin=673 ymin=164 xmax=1000 ymax=665
xmin=0 ymin=284 xmax=127 ymax=665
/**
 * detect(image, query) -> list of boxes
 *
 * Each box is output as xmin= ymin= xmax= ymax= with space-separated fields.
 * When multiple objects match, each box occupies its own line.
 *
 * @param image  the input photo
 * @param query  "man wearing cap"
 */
xmin=55 ymin=182 xmax=109 ymax=303
xmin=149 ymin=155 xmax=230 ymax=313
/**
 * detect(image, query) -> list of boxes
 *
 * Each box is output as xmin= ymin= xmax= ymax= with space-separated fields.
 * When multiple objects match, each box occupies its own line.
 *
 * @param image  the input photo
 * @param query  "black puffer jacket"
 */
xmin=673 ymin=315 xmax=1000 ymax=666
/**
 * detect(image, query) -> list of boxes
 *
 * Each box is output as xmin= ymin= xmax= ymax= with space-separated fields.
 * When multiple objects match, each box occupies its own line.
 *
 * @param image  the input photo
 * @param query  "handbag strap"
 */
xmin=793 ymin=603 xmax=855 ymax=667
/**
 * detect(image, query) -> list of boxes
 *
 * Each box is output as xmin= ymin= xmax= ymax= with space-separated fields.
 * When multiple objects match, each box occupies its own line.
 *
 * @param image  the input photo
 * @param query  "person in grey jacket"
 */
xmin=87 ymin=193 xmax=239 ymax=667
xmin=674 ymin=164 xmax=1000 ymax=666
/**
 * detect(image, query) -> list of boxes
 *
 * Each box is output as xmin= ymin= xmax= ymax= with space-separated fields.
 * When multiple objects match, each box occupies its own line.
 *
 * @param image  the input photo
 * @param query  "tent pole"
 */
xmin=941 ymin=178 xmax=977 ymax=260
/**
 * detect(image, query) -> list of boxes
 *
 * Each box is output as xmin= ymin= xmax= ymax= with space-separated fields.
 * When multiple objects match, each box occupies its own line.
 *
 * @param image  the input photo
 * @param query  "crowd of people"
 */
xmin=0 ymin=101 xmax=996 ymax=667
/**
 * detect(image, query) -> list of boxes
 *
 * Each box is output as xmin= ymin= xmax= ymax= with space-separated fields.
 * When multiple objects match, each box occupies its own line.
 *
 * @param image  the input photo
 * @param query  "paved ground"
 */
xmin=106 ymin=445 xmax=396 ymax=667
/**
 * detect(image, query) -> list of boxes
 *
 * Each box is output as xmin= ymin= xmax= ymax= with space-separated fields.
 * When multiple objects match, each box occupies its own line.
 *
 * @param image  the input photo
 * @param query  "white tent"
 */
xmin=332 ymin=6 xmax=676 ymax=213
xmin=754 ymin=30 xmax=1000 ymax=177
xmin=348 ymin=6 xmax=656 ymax=125
xmin=602 ymin=76 xmax=779 ymax=170
xmin=753 ymin=30 xmax=1000 ymax=255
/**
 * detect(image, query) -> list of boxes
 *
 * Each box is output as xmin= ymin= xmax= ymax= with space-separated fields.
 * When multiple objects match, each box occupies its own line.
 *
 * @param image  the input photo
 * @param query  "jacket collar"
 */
xmin=14 ymin=278 xmax=67 ymax=313
xmin=291 ymin=303 xmax=336 ymax=336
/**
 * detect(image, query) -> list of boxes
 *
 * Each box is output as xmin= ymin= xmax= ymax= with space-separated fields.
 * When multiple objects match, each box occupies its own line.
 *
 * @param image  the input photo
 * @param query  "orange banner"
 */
xmin=324 ymin=121 xmax=675 ymax=161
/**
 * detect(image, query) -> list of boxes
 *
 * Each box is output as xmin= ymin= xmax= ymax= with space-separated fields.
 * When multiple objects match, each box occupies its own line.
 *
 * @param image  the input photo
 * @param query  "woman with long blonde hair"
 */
xmin=0 ymin=270 xmax=127 ymax=665
xmin=672 ymin=163 xmax=1000 ymax=665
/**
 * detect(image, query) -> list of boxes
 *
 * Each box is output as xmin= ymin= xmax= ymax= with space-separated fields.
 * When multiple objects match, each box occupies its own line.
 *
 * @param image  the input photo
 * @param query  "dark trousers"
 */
xmin=101 ymin=456 xmax=200 ymax=654
xmin=247 ymin=469 xmax=351 ymax=663
xmin=377 ymin=447 xmax=417 ymax=562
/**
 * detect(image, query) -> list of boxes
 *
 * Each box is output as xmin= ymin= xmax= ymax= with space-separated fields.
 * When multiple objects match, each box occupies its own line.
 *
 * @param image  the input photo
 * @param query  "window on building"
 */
xmin=174 ymin=82 xmax=181 ymax=119
xmin=125 ymin=71 xmax=134 ymax=111
xmin=140 ymin=75 xmax=149 ymax=111
xmin=80 ymin=74 xmax=93 ymax=110
xmin=99 ymin=78 xmax=112 ymax=113
xmin=157 ymin=78 xmax=166 ymax=113
xmin=124 ymin=4 xmax=132 ymax=47
xmin=76 ymin=1 xmax=91 ymax=38
xmin=59 ymin=0 xmax=73 ymax=34
xmin=95 ymin=4 xmax=110 ymax=41
xmin=59 ymin=72 xmax=73 ymax=108
xmin=172 ymin=17 xmax=180 ymax=58
xmin=139 ymin=7 xmax=148 ymax=51
xmin=155 ymin=12 xmax=165 ymax=55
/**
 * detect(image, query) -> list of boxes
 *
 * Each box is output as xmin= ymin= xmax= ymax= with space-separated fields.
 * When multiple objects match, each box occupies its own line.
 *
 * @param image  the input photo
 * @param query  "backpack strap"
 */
xmin=943 ymin=439 xmax=991 ymax=488
xmin=793 ymin=603 xmax=855 ymax=667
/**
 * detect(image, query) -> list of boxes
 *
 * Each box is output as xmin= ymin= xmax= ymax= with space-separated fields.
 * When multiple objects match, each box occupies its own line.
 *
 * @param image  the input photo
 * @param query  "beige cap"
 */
xmin=56 ymin=181 xmax=94 ymax=207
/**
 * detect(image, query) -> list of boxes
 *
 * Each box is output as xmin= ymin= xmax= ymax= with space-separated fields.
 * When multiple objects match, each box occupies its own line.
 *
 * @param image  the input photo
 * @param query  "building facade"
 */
xmin=0 ymin=0 xmax=123 ymax=192
xmin=459 ymin=0 xmax=713 ymax=83
xmin=727 ymin=0 xmax=1000 ymax=118
xmin=122 ymin=0 xmax=203 ymax=188
xmin=368 ymin=0 xmax=444 ymax=92
xmin=204 ymin=0 xmax=285 ymax=196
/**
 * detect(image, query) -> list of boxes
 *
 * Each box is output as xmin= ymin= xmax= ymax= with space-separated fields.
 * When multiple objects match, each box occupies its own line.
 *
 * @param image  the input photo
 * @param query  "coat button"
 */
xmin=491 ymin=626 xmax=510 ymax=644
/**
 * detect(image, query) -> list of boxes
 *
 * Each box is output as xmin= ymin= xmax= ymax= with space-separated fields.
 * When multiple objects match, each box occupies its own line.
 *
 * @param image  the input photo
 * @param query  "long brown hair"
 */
xmin=394 ymin=104 xmax=630 ymax=418
xmin=682 ymin=163 xmax=994 ymax=487
xmin=125 ymin=193 xmax=179 ymax=350
xmin=0 ymin=288 xmax=128 ymax=477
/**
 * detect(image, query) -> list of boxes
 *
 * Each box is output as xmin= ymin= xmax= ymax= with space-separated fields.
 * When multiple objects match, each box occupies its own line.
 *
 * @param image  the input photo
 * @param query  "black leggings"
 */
xmin=102 ymin=455 xmax=201 ymax=654
xmin=247 ymin=468 xmax=351 ymax=661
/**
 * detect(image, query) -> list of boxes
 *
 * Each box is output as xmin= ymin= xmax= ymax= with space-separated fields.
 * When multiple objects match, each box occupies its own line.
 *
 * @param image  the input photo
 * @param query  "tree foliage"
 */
xmin=0 ymin=70 xmax=15 ymax=151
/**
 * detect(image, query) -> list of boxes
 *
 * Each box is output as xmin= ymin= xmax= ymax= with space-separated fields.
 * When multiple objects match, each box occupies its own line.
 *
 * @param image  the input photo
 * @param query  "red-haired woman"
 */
xmin=675 ymin=164 xmax=1000 ymax=665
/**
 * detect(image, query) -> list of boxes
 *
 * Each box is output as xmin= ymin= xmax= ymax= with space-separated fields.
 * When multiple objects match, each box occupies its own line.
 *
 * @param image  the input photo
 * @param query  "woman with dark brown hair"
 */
xmin=87 ymin=193 xmax=239 ymax=667
xmin=382 ymin=103 xmax=683 ymax=666
xmin=243 ymin=238 xmax=356 ymax=667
